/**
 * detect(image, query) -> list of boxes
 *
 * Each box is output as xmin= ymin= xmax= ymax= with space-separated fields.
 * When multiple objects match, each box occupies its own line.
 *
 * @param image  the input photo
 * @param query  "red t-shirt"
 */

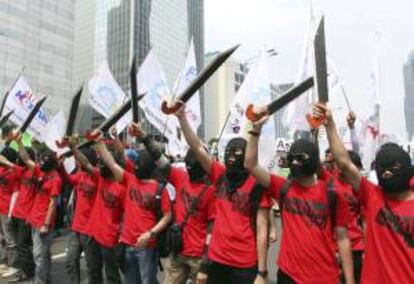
xmin=125 ymin=159 xmax=135 ymax=174
xmin=168 ymin=167 xmax=215 ymax=257
xmin=12 ymin=166 xmax=37 ymax=220
xmin=28 ymin=165 xmax=62 ymax=229
xmin=208 ymin=161 xmax=271 ymax=268
xmin=87 ymin=168 xmax=125 ymax=248
xmin=358 ymin=177 xmax=414 ymax=284
xmin=120 ymin=171 xmax=170 ymax=247
xmin=337 ymin=179 xmax=364 ymax=251
xmin=68 ymin=171 xmax=98 ymax=235
xmin=0 ymin=166 xmax=20 ymax=215
xmin=269 ymin=174 xmax=349 ymax=284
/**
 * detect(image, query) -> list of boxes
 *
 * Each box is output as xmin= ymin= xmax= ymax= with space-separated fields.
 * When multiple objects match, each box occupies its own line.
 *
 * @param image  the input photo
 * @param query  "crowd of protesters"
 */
xmin=0 ymin=101 xmax=412 ymax=284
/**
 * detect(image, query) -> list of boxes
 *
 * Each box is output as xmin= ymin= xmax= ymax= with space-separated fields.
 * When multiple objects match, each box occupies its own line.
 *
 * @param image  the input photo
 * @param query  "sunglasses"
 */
xmin=375 ymin=164 xmax=403 ymax=175
xmin=287 ymin=152 xmax=310 ymax=164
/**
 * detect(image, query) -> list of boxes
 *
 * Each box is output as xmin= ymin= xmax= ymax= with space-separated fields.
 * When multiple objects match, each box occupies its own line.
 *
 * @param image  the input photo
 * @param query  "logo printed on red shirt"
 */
xmin=284 ymin=197 xmax=330 ymax=229
xmin=101 ymin=188 xmax=118 ymax=209
xmin=129 ymin=188 xmax=155 ymax=210
xmin=216 ymin=186 xmax=251 ymax=216
xmin=376 ymin=207 xmax=414 ymax=248
xmin=78 ymin=182 xmax=96 ymax=199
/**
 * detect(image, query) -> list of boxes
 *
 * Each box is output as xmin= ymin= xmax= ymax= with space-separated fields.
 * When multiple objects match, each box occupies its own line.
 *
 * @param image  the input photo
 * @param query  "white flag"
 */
xmin=220 ymin=50 xmax=278 ymax=172
xmin=361 ymin=35 xmax=381 ymax=170
xmin=174 ymin=39 xmax=201 ymax=131
xmin=137 ymin=50 xmax=183 ymax=154
xmin=42 ymin=110 xmax=76 ymax=173
xmin=88 ymin=61 xmax=131 ymax=133
xmin=3 ymin=75 xmax=50 ymax=142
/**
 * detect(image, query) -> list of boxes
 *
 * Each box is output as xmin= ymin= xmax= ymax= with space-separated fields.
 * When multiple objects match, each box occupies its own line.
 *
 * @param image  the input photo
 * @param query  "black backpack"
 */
xmin=279 ymin=177 xmax=337 ymax=228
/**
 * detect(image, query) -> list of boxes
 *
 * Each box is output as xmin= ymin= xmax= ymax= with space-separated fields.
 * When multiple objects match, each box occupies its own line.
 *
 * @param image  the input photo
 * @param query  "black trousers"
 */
xmin=87 ymin=239 xmax=122 ymax=284
xmin=206 ymin=261 xmax=257 ymax=284
xmin=277 ymin=269 xmax=297 ymax=284
xmin=9 ymin=217 xmax=35 ymax=277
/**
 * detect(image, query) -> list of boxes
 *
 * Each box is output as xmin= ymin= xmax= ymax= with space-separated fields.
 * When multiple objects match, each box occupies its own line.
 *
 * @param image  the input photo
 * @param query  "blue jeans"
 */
xmin=124 ymin=246 xmax=158 ymax=284
xmin=32 ymin=229 xmax=52 ymax=284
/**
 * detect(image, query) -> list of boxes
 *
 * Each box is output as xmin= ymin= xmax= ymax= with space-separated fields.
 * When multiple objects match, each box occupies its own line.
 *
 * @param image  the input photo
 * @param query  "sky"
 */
xmin=204 ymin=0 xmax=414 ymax=140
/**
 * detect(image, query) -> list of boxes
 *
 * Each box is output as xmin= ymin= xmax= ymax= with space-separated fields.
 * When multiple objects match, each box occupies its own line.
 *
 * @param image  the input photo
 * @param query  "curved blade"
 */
xmin=130 ymin=57 xmax=139 ymax=123
xmin=0 ymin=110 xmax=14 ymax=128
xmin=0 ymin=92 xmax=10 ymax=117
xmin=267 ymin=77 xmax=314 ymax=115
xmin=19 ymin=97 xmax=47 ymax=133
xmin=314 ymin=16 xmax=329 ymax=103
xmin=66 ymin=86 xmax=83 ymax=136
xmin=178 ymin=44 xmax=239 ymax=103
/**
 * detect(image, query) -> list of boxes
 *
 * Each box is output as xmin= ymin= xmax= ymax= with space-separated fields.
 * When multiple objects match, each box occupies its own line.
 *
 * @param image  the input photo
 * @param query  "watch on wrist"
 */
xmin=149 ymin=230 xmax=157 ymax=238
xmin=257 ymin=269 xmax=268 ymax=278
xmin=248 ymin=130 xmax=261 ymax=137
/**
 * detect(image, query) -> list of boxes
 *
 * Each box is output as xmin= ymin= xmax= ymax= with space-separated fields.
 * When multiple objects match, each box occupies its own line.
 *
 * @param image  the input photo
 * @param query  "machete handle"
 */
xmin=55 ymin=138 xmax=69 ymax=148
xmin=245 ymin=104 xmax=269 ymax=122
xmin=161 ymin=100 xmax=184 ymax=115
xmin=306 ymin=113 xmax=326 ymax=129
xmin=85 ymin=130 xmax=101 ymax=141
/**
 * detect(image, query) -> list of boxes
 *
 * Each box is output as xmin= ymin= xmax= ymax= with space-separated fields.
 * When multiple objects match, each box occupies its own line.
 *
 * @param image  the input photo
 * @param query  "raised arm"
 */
xmin=95 ymin=137 xmax=124 ymax=182
xmin=68 ymin=137 xmax=94 ymax=174
xmin=314 ymin=104 xmax=361 ymax=191
xmin=0 ymin=155 xmax=15 ymax=168
xmin=16 ymin=133 xmax=35 ymax=171
xmin=129 ymin=122 xmax=170 ymax=169
xmin=244 ymin=113 xmax=271 ymax=188
xmin=175 ymin=103 xmax=212 ymax=174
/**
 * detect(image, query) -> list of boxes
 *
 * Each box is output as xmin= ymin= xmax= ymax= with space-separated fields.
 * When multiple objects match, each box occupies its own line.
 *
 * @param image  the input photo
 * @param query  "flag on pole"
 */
xmin=137 ymin=50 xmax=183 ymax=154
xmin=3 ymin=75 xmax=49 ymax=142
xmin=361 ymin=34 xmax=381 ymax=170
xmin=88 ymin=61 xmax=131 ymax=134
xmin=220 ymin=50 xmax=278 ymax=172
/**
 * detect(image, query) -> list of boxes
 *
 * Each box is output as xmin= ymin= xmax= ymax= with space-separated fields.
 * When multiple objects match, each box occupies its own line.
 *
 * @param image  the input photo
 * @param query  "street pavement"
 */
xmin=0 ymin=219 xmax=281 ymax=284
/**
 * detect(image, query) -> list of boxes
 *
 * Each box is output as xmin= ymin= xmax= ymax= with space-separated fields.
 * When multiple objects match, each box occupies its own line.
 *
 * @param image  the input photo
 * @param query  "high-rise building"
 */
xmin=73 ymin=0 xmax=204 ymax=135
xmin=403 ymin=50 xmax=414 ymax=140
xmin=0 ymin=0 xmax=75 ymax=115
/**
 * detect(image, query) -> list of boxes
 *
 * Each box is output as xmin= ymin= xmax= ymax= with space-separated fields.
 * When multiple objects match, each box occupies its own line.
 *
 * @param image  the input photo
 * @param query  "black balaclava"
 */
xmin=287 ymin=139 xmax=320 ymax=178
xmin=99 ymin=150 xmax=124 ymax=179
xmin=1 ymin=147 xmax=18 ymax=164
xmin=135 ymin=150 xmax=156 ymax=180
xmin=81 ymin=148 xmax=98 ymax=167
xmin=224 ymin=137 xmax=249 ymax=191
xmin=184 ymin=149 xmax=206 ymax=183
xmin=38 ymin=149 xmax=57 ymax=172
xmin=375 ymin=143 xmax=412 ymax=194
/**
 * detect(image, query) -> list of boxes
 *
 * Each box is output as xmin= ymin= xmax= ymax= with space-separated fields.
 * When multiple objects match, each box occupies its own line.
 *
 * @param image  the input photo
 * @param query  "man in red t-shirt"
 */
xmin=129 ymin=123 xmax=216 ymax=284
xmin=0 ymin=146 xmax=37 ymax=282
xmin=60 ymin=146 xmax=100 ymax=284
xmin=0 ymin=147 xmax=20 ymax=277
xmin=315 ymin=103 xmax=414 ymax=284
xmin=244 ymin=113 xmax=354 ymax=284
xmin=15 ymin=135 xmax=62 ymax=284
xmin=171 ymin=104 xmax=270 ymax=284
xmin=70 ymin=139 xmax=126 ymax=284
xmin=95 ymin=129 xmax=172 ymax=284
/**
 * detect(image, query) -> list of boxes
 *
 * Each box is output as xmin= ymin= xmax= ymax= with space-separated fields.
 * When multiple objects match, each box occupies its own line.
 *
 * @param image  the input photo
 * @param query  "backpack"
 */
xmin=279 ymin=177 xmax=337 ymax=228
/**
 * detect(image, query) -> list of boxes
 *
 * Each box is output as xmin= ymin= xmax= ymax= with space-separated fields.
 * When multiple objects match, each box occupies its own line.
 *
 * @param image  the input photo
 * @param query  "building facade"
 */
xmin=73 ymin=0 xmax=204 ymax=135
xmin=0 ymin=0 xmax=75 ymax=115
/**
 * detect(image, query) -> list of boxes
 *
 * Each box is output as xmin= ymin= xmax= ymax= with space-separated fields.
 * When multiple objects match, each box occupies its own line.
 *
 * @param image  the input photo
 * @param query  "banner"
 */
xmin=88 ymin=61 xmax=131 ymax=134
xmin=3 ymin=75 xmax=49 ymax=142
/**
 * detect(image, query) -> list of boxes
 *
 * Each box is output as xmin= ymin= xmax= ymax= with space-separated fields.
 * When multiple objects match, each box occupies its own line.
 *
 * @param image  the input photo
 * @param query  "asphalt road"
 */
xmin=0 ymin=218 xmax=282 ymax=284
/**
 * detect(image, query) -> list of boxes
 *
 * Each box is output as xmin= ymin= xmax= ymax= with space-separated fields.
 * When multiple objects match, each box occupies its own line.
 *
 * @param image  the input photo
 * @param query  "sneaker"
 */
xmin=8 ymin=272 xmax=30 ymax=283
xmin=1 ymin=268 xmax=20 ymax=278
xmin=0 ymin=265 xmax=10 ymax=274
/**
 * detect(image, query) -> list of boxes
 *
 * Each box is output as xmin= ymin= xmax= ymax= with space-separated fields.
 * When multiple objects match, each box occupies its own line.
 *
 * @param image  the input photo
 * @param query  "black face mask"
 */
xmin=287 ymin=139 xmax=320 ymax=178
xmin=99 ymin=162 xmax=113 ymax=179
xmin=224 ymin=138 xmax=249 ymax=191
xmin=39 ymin=153 xmax=57 ymax=172
xmin=375 ymin=143 xmax=412 ymax=194
xmin=184 ymin=150 xmax=205 ymax=183
xmin=135 ymin=150 xmax=155 ymax=180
